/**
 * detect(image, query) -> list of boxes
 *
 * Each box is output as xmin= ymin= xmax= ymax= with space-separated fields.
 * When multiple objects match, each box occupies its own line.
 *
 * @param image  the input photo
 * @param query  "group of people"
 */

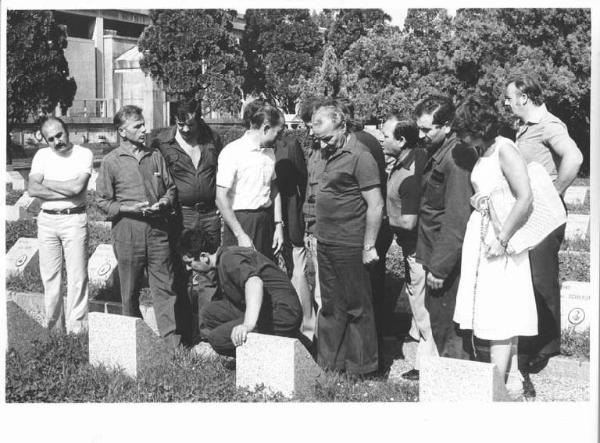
xmin=28 ymin=72 xmax=582 ymax=397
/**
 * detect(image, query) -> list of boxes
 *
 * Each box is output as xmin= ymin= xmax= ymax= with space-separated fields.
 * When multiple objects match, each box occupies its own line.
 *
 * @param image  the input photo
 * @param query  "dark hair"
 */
xmin=242 ymin=99 xmax=283 ymax=130
xmin=38 ymin=116 xmax=69 ymax=137
xmin=298 ymin=96 xmax=324 ymax=123
xmin=114 ymin=105 xmax=143 ymax=129
xmin=414 ymin=95 xmax=455 ymax=126
xmin=178 ymin=229 xmax=220 ymax=257
xmin=506 ymin=73 xmax=544 ymax=106
xmin=452 ymin=95 xmax=500 ymax=142
xmin=175 ymin=99 xmax=215 ymax=142
xmin=392 ymin=120 xmax=419 ymax=147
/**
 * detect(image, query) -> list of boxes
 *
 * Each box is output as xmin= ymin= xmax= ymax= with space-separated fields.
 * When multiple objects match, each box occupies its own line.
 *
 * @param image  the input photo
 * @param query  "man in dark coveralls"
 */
xmin=180 ymin=229 xmax=303 ymax=357
xmin=414 ymin=96 xmax=477 ymax=359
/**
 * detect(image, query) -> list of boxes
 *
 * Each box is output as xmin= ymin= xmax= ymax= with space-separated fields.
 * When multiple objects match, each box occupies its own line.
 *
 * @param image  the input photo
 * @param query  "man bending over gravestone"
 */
xmin=179 ymin=229 xmax=303 ymax=357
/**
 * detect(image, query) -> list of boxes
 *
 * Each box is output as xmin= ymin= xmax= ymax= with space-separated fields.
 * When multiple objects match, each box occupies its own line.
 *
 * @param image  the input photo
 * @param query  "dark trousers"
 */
xmin=369 ymin=220 xmax=393 ymax=342
xmin=222 ymin=208 xmax=274 ymax=260
xmin=425 ymin=267 xmax=472 ymax=359
xmin=317 ymin=242 xmax=379 ymax=375
xmin=112 ymin=217 xmax=181 ymax=348
xmin=172 ymin=208 xmax=222 ymax=345
xmin=519 ymin=223 xmax=566 ymax=366
xmin=202 ymin=298 xmax=302 ymax=357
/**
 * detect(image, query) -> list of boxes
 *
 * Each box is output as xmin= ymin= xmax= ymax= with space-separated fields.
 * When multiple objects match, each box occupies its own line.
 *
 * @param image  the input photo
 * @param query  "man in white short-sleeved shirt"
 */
xmin=28 ymin=117 xmax=93 ymax=333
xmin=216 ymin=102 xmax=285 ymax=260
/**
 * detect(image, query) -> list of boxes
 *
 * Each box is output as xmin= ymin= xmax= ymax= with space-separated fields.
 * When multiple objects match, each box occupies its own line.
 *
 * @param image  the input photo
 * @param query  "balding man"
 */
xmin=28 ymin=117 xmax=93 ymax=333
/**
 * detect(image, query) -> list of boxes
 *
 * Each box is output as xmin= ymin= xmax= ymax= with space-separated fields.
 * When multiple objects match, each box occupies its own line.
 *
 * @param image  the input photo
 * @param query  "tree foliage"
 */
xmin=7 ymin=10 xmax=76 ymax=125
xmin=326 ymin=9 xmax=391 ymax=57
xmin=138 ymin=10 xmax=245 ymax=115
xmin=241 ymin=9 xmax=323 ymax=113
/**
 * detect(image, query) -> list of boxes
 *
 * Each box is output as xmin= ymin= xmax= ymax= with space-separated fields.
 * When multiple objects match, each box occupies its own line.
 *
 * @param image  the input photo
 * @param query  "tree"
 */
xmin=7 ymin=10 xmax=76 ymax=125
xmin=241 ymin=9 xmax=323 ymax=113
xmin=326 ymin=9 xmax=391 ymax=57
xmin=292 ymin=44 xmax=345 ymax=100
xmin=138 ymin=10 xmax=246 ymax=115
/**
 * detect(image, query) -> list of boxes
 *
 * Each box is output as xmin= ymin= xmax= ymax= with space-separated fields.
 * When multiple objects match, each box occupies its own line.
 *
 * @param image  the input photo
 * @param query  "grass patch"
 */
xmin=561 ymin=235 xmax=590 ymax=252
xmin=560 ymin=327 xmax=590 ymax=359
xmin=5 ymin=331 xmax=418 ymax=403
xmin=6 ymin=189 xmax=24 ymax=205
xmin=558 ymin=251 xmax=590 ymax=282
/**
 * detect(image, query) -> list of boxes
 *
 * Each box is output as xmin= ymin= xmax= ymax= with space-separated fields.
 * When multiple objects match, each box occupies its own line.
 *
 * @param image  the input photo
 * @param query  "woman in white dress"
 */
xmin=452 ymin=96 xmax=537 ymax=383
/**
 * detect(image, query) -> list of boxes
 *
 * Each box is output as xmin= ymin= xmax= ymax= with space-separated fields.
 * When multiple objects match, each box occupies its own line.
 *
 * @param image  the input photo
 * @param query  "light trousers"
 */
xmin=404 ymin=251 xmax=438 ymax=369
xmin=37 ymin=212 xmax=89 ymax=334
xmin=305 ymin=234 xmax=322 ymax=338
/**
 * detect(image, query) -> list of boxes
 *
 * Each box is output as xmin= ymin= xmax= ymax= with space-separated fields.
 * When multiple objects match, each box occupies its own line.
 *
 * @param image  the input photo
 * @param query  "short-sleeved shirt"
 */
xmin=216 ymin=132 xmax=276 ymax=210
xmin=316 ymin=133 xmax=381 ymax=247
xmin=30 ymin=144 xmax=93 ymax=210
xmin=215 ymin=246 xmax=301 ymax=312
xmin=386 ymin=147 xmax=427 ymax=252
xmin=516 ymin=104 xmax=579 ymax=180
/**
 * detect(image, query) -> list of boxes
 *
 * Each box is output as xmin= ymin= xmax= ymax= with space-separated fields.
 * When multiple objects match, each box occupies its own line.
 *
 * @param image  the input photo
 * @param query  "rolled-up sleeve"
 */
xmin=96 ymin=157 xmax=121 ymax=220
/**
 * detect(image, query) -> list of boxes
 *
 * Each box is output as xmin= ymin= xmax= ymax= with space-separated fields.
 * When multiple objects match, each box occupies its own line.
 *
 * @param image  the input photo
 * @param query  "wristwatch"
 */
xmin=275 ymin=220 xmax=285 ymax=228
xmin=497 ymin=236 xmax=509 ymax=249
xmin=363 ymin=244 xmax=375 ymax=252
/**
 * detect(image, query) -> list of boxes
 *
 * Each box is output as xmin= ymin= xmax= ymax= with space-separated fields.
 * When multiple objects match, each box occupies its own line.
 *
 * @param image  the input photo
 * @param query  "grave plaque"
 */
xmin=6 ymin=301 xmax=50 ymax=356
xmin=236 ymin=333 xmax=322 ymax=398
xmin=88 ymin=170 xmax=99 ymax=192
xmin=420 ymin=356 xmax=510 ymax=402
xmin=5 ymin=205 xmax=31 ymax=222
xmin=563 ymin=186 xmax=588 ymax=206
xmin=560 ymin=281 xmax=590 ymax=332
xmin=6 ymin=237 xmax=39 ymax=278
xmin=15 ymin=191 xmax=41 ymax=214
xmin=88 ymin=244 xmax=118 ymax=289
xmin=88 ymin=312 xmax=172 ymax=378
xmin=565 ymin=214 xmax=589 ymax=241
xmin=6 ymin=171 xmax=26 ymax=190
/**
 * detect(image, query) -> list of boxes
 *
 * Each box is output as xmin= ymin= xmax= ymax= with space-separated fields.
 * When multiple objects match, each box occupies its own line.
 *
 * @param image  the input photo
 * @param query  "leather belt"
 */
xmin=41 ymin=206 xmax=86 ymax=215
xmin=181 ymin=203 xmax=218 ymax=214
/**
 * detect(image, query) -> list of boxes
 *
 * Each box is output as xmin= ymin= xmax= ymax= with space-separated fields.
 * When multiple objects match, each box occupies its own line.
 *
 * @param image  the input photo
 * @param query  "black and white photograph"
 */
xmin=1 ymin=1 xmax=598 ymax=442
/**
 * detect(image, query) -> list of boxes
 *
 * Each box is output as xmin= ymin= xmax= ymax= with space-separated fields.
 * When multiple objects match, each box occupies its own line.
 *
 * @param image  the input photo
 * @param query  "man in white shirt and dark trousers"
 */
xmin=216 ymin=100 xmax=286 ymax=261
xmin=28 ymin=117 xmax=93 ymax=334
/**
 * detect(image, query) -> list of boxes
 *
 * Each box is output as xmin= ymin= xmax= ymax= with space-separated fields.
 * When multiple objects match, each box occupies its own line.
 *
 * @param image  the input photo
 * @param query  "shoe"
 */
xmin=192 ymin=342 xmax=220 ymax=360
xmin=522 ymin=372 xmax=536 ymax=400
xmin=401 ymin=369 xmax=420 ymax=381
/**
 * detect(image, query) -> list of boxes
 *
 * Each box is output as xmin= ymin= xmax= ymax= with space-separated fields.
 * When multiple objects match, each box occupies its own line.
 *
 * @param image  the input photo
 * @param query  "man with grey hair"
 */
xmin=28 ymin=116 xmax=93 ymax=333
xmin=504 ymin=74 xmax=583 ymax=387
xmin=96 ymin=105 xmax=182 ymax=349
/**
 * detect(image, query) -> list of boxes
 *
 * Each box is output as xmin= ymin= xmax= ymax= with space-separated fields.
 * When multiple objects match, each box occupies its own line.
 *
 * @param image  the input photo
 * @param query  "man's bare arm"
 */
xmin=28 ymin=173 xmax=69 ymax=200
xmin=43 ymin=173 xmax=91 ymax=198
xmin=216 ymin=185 xmax=253 ymax=247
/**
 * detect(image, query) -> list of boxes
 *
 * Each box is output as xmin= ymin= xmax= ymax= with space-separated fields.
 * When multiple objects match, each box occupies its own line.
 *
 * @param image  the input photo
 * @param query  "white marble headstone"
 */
xmin=6 ymin=237 xmax=39 ymax=278
xmin=560 ymin=281 xmax=590 ymax=332
xmin=5 ymin=205 xmax=31 ymax=222
xmin=15 ymin=191 xmax=41 ymax=214
xmin=88 ymin=244 xmax=118 ymax=289
xmin=563 ymin=186 xmax=588 ymax=206
xmin=565 ymin=214 xmax=590 ymax=241
xmin=6 ymin=171 xmax=26 ymax=190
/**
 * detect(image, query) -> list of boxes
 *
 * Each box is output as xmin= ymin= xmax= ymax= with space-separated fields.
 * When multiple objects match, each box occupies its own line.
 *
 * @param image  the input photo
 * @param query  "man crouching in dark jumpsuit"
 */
xmin=179 ymin=229 xmax=303 ymax=357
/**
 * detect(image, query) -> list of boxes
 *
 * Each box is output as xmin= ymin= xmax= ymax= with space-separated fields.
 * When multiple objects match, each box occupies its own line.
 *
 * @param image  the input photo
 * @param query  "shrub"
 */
xmin=6 ymin=189 xmax=24 ymax=205
xmin=561 ymin=327 xmax=590 ymax=359
xmin=558 ymin=251 xmax=590 ymax=282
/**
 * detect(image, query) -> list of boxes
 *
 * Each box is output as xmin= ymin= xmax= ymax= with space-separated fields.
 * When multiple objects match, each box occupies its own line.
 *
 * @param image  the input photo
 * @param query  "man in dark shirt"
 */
xmin=275 ymin=131 xmax=312 ymax=339
xmin=180 ymin=230 xmax=302 ymax=357
xmin=415 ymin=96 xmax=477 ymax=359
xmin=151 ymin=99 xmax=222 ymax=344
xmin=312 ymin=102 xmax=384 ymax=376
xmin=96 ymin=105 xmax=181 ymax=349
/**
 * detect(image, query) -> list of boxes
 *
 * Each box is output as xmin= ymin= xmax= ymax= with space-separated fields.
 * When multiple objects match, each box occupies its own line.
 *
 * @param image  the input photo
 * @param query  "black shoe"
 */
xmin=522 ymin=372 xmax=536 ymax=400
xmin=401 ymin=369 xmax=420 ymax=381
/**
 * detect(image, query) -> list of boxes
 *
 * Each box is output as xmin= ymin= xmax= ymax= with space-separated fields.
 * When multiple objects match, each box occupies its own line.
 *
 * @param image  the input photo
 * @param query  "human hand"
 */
xmin=426 ymin=273 xmax=445 ymax=290
xmin=231 ymin=324 xmax=252 ymax=347
xmin=272 ymin=225 xmax=284 ymax=255
xmin=362 ymin=248 xmax=379 ymax=265
xmin=485 ymin=238 xmax=507 ymax=258
xmin=122 ymin=201 xmax=150 ymax=214
xmin=236 ymin=232 xmax=254 ymax=249
xmin=145 ymin=198 xmax=169 ymax=214
xmin=303 ymin=233 xmax=311 ymax=250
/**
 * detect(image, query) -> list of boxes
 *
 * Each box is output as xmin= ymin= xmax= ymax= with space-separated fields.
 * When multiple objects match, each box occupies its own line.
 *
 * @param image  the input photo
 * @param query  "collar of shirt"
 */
xmin=394 ymin=147 xmax=417 ymax=171
xmin=115 ymin=143 xmax=151 ymax=161
xmin=175 ymin=130 xmax=201 ymax=167
xmin=428 ymin=132 xmax=457 ymax=166
xmin=241 ymin=131 xmax=269 ymax=152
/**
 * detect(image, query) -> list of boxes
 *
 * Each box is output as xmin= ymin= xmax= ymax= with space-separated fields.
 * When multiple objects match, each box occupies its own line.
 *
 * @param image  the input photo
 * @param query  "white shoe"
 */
xmin=192 ymin=342 xmax=220 ymax=360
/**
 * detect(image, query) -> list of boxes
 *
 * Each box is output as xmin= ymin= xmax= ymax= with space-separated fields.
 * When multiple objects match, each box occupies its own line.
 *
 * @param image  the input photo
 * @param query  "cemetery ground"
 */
xmin=5 ymin=181 xmax=591 ymax=402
